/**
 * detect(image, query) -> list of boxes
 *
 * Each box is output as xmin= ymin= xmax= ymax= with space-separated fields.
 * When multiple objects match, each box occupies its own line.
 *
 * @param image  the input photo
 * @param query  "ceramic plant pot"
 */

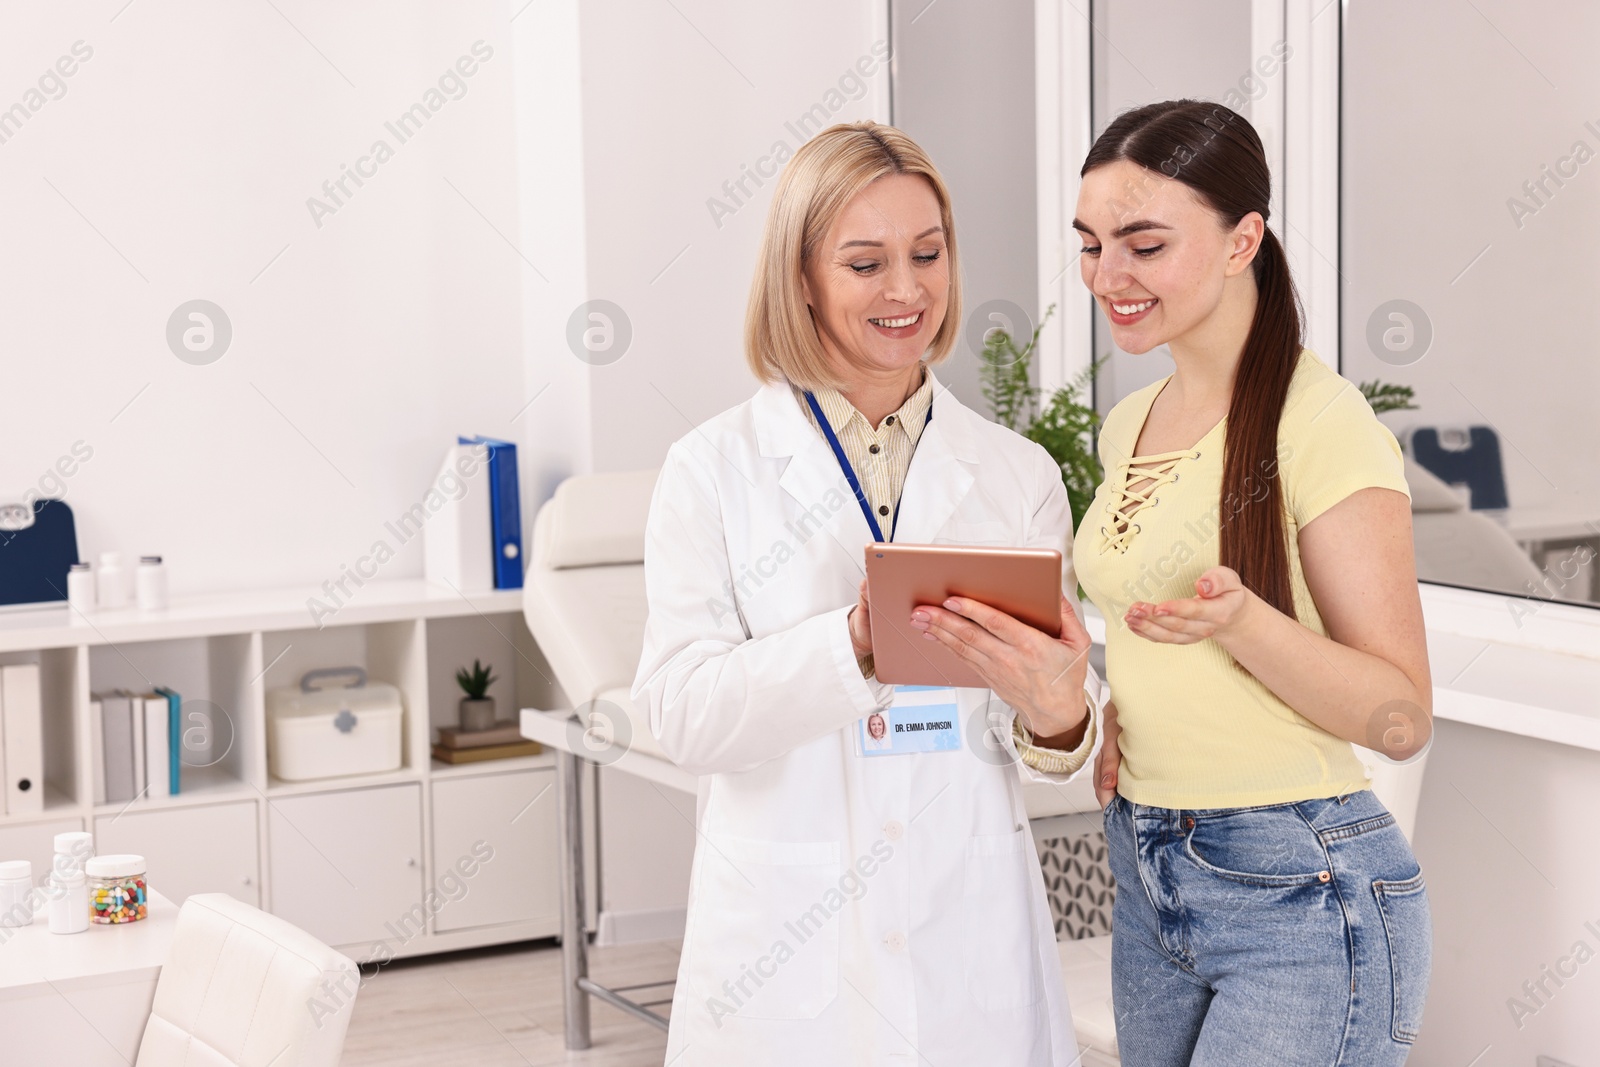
xmin=459 ymin=697 xmax=495 ymax=733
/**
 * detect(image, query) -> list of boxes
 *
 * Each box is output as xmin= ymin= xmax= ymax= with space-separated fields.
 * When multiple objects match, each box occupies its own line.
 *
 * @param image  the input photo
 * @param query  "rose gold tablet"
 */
xmin=864 ymin=542 xmax=1062 ymax=688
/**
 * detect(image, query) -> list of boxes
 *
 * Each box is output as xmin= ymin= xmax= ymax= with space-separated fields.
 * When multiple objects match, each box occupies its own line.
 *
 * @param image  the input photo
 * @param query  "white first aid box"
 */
xmin=266 ymin=667 xmax=403 ymax=782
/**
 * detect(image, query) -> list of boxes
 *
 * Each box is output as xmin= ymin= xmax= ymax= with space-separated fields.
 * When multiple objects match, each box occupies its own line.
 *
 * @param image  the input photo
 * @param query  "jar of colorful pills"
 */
xmin=85 ymin=854 xmax=147 ymax=924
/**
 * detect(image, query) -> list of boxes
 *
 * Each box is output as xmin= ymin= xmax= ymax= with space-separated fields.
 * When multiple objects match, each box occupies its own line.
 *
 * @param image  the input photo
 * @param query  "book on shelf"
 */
xmin=155 ymin=687 xmax=181 ymax=795
xmin=423 ymin=442 xmax=494 ymax=593
xmin=1 ymin=663 xmax=44 ymax=816
xmin=91 ymin=685 xmax=184 ymax=805
xmin=131 ymin=692 xmax=146 ymax=799
xmin=89 ymin=696 xmax=104 ymax=805
xmin=435 ymin=720 xmax=525 ymax=749
xmin=431 ymin=739 xmax=542 ymax=764
xmin=457 ymin=435 xmax=523 ymax=590
xmin=96 ymin=690 xmax=136 ymax=805
xmin=140 ymin=692 xmax=170 ymax=799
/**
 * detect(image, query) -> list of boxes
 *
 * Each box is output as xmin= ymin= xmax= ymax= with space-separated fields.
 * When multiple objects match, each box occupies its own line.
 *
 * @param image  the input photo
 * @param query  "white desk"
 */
xmin=0 ymin=889 xmax=175 ymax=1064
xmin=1425 ymin=630 xmax=1600 ymax=751
xmin=1479 ymin=504 xmax=1600 ymax=545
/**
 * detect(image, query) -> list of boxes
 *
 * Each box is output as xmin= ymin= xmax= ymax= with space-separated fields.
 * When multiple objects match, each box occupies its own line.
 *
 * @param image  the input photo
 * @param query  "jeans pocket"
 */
xmin=685 ymin=835 xmax=841 ymax=1020
xmin=1373 ymin=872 xmax=1432 ymax=1043
xmin=962 ymin=827 xmax=1045 ymax=1012
xmin=1183 ymin=807 xmax=1333 ymax=888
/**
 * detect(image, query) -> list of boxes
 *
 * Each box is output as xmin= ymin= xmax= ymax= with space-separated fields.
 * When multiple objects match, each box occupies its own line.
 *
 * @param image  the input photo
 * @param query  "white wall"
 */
xmin=1411 ymin=720 xmax=1600 ymax=1064
xmin=0 ymin=1 xmax=525 ymax=600
xmin=2 ymin=0 xmax=893 ymax=598
xmin=510 ymin=0 xmax=592 ymax=504
xmin=567 ymin=0 xmax=891 ymax=473
xmin=891 ymin=0 xmax=1039 ymax=417
xmin=1 ymin=0 xmax=890 ymax=938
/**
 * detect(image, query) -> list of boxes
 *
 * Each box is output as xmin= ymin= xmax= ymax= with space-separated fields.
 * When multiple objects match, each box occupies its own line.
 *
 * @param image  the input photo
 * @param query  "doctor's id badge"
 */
xmin=855 ymin=685 xmax=962 ymax=757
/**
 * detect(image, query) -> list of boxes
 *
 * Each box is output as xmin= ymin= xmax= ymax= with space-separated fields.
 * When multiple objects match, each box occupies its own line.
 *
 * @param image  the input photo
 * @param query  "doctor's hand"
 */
xmin=909 ymin=594 xmax=1092 ymax=738
xmin=847 ymin=577 xmax=874 ymax=657
xmin=1123 ymin=565 xmax=1258 ymax=644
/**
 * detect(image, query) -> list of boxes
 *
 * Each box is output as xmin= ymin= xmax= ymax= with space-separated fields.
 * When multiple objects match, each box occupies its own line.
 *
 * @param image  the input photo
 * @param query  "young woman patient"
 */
xmin=913 ymin=99 xmax=1433 ymax=1065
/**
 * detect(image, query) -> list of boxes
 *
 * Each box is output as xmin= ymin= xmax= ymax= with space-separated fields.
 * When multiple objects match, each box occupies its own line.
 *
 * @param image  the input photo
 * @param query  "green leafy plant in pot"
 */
xmin=455 ymin=659 xmax=498 ymax=733
xmin=979 ymin=303 xmax=1109 ymax=534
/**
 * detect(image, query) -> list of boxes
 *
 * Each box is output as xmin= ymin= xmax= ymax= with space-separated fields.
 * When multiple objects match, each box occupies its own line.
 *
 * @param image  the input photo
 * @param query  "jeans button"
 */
xmin=1183 ymin=816 xmax=1195 ymax=830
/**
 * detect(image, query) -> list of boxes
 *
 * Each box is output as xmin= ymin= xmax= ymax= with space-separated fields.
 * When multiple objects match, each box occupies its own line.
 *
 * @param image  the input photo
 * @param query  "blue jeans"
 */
xmin=1102 ymin=789 xmax=1431 ymax=1066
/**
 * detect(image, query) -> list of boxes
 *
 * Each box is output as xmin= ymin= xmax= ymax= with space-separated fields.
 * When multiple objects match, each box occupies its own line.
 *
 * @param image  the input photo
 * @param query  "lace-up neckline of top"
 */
xmin=1100 ymin=447 xmax=1202 ymax=554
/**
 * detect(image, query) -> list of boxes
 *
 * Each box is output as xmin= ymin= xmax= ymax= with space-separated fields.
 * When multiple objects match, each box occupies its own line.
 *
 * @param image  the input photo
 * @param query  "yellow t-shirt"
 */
xmin=1073 ymin=348 xmax=1411 ymax=808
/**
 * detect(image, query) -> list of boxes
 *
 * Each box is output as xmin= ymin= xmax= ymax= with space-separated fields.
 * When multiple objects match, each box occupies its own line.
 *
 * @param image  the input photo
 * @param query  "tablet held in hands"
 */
xmin=864 ymin=543 xmax=1062 ymax=688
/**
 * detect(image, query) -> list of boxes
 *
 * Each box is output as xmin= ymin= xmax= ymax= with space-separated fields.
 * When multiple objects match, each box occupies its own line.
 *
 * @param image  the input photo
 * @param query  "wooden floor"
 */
xmin=341 ymin=937 xmax=679 ymax=1066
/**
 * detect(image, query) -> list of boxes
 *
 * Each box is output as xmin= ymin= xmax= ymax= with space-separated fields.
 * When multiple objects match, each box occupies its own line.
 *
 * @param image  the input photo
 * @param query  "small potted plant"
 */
xmin=455 ymin=659 xmax=498 ymax=732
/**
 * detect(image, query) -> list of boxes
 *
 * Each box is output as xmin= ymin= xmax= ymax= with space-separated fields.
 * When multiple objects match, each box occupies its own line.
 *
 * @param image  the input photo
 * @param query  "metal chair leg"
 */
xmin=556 ymin=746 xmax=591 ymax=1050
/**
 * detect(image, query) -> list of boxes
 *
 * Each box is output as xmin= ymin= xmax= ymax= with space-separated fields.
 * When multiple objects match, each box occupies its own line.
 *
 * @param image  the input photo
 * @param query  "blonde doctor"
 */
xmin=632 ymin=121 xmax=1107 ymax=1066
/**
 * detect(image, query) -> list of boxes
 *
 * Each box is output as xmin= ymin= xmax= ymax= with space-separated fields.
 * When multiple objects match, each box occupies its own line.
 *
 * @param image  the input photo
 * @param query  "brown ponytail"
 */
xmin=1082 ymin=100 xmax=1304 ymax=621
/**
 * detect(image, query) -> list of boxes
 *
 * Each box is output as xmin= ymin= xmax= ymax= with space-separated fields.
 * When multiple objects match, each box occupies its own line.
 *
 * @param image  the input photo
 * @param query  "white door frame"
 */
xmin=1282 ymin=0 xmax=1341 ymax=367
xmin=1033 ymin=0 xmax=1094 ymax=397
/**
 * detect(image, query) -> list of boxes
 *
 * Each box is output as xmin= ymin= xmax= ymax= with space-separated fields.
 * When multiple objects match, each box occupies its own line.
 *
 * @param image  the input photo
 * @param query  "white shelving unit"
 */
xmin=0 ymin=579 xmax=597 ymax=963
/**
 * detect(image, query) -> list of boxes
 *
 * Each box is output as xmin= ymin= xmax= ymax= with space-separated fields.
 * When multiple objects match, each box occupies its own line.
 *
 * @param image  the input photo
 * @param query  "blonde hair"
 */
xmin=744 ymin=121 xmax=962 ymax=391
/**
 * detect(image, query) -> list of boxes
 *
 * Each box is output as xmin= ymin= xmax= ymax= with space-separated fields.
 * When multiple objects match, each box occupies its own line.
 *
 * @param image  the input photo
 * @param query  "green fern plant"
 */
xmin=979 ymin=305 xmax=1051 ymax=434
xmin=979 ymin=303 xmax=1107 ymax=527
xmin=455 ymin=659 xmax=497 ymax=700
xmin=1026 ymin=358 xmax=1108 ymax=529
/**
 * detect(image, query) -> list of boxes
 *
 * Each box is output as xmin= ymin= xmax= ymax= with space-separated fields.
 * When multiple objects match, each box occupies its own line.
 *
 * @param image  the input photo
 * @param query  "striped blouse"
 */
xmin=792 ymin=364 xmax=1095 ymax=776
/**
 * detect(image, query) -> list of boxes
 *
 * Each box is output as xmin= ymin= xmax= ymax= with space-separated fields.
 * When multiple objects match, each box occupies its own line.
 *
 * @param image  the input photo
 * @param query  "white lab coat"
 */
xmin=631 ymin=367 xmax=1106 ymax=1066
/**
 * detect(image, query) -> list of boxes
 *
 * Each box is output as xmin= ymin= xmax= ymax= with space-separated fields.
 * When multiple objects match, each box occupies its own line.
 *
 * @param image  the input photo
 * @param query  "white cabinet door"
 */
xmin=94 ymin=802 xmax=259 ymax=907
xmin=431 ymin=769 xmax=558 ymax=933
xmin=0 ymin=817 xmax=83 ymax=889
xmin=267 ymin=783 xmax=423 ymax=953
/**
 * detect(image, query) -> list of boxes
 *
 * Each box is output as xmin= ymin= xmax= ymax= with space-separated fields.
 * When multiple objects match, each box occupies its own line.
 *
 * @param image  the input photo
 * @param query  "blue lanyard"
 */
xmin=803 ymin=390 xmax=933 ymax=543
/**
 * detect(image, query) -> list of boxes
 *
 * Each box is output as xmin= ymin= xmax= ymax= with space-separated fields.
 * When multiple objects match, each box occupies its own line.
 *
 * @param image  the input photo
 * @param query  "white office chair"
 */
xmin=522 ymin=468 xmax=662 ymax=755
xmin=135 ymin=893 xmax=360 ymax=1067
